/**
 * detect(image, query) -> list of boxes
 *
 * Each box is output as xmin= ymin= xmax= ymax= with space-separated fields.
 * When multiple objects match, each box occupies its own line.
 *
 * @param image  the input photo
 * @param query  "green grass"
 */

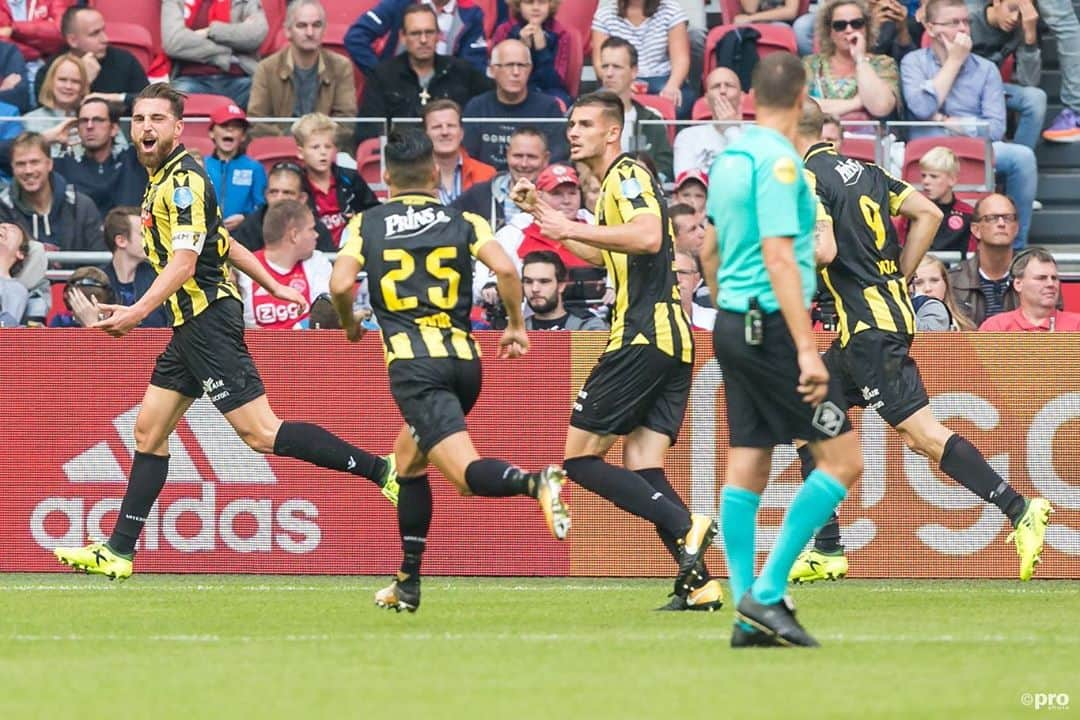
xmin=2 ymin=576 xmax=1077 ymax=720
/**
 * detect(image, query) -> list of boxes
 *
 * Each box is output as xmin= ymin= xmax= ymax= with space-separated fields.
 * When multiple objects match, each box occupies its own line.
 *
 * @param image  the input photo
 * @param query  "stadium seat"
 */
xmin=104 ymin=23 xmax=155 ymax=73
xmin=841 ymin=136 xmax=877 ymax=163
xmin=633 ymin=93 xmax=676 ymax=143
xmin=183 ymin=93 xmax=235 ymax=118
xmin=564 ymin=27 xmax=584 ymax=98
xmin=691 ymin=97 xmax=711 ymax=120
xmin=555 ymin=0 xmax=599 ymax=57
xmin=355 ymin=138 xmax=383 ymax=187
xmin=46 ymin=281 xmax=66 ymax=326
xmin=92 ymin=0 xmax=161 ymax=51
xmin=473 ymin=0 xmax=500 ymax=40
xmin=740 ymin=92 xmax=756 ymax=119
xmin=248 ymin=136 xmax=301 ymax=175
xmin=719 ymin=0 xmax=811 ymax=22
xmin=704 ymin=24 xmax=798 ymax=79
xmin=178 ymin=133 xmax=215 ymax=161
xmin=259 ymin=0 xmax=288 ymax=57
xmin=325 ymin=0 xmax=379 ymax=26
xmin=902 ymin=136 xmax=994 ymax=189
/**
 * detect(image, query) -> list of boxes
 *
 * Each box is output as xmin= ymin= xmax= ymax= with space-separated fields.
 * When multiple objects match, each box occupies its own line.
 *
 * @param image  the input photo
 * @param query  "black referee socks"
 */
xmin=272 ymin=421 xmax=387 ymax=484
xmin=397 ymin=474 xmax=432 ymax=578
xmin=940 ymin=434 xmax=1027 ymax=525
xmin=464 ymin=458 xmax=533 ymax=497
xmin=109 ymin=451 xmax=169 ymax=556
xmin=564 ymin=456 xmax=691 ymax=538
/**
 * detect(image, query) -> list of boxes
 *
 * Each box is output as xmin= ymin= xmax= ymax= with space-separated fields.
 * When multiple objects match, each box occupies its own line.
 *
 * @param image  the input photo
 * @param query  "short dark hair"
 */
xmin=133 ymin=83 xmax=186 ymax=119
xmin=752 ymin=52 xmax=806 ymax=110
xmin=79 ymin=95 xmax=121 ymax=125
xmin=668 ymin=203 xmax=697 ymax=222
xmin=422 ymin=98 xmax=463 ymax=127
xmin=600 ymin=36 xmax=638 ymax=67
xmin=385 ymin=127 xmax=435 ymax=189
xmin=401 ymin=3 xmax=438 ymax=29
xmin=268 ymin=161 xmax=306 ymax=186
xmin=262 ymin=199 xmax=313 ymax=247
xmin=571 ymin=90 xmax=625 ymax=131
xmin=103 ymin=206 xmax=140 ymax=254
xmin=522 ymin=250 xmax=567 ymax=283
xmin=510 ymin=125 xmax=549 ymax=149
xmin=60 ymin=5 xmax=93 ymax=36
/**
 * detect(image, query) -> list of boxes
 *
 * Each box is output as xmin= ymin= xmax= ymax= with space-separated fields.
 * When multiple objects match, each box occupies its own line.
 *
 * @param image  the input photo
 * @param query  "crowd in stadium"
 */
xmin=0 ymin=0 xmax=1077 ymax=333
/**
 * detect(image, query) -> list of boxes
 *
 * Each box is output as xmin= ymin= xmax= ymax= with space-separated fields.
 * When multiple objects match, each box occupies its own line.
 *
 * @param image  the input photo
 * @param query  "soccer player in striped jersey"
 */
xmin=789 ymin=102 xmax=1052 ymax=583
xmin=512 ymin=90 xmax=718 ymax=610
xmin=53 ymin=84 xmax=399 ymax=582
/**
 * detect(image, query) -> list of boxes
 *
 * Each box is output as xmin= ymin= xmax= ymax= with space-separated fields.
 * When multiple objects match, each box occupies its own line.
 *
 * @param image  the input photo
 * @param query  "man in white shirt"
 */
xmin=673 ymin=66 xmax=743 ymax=177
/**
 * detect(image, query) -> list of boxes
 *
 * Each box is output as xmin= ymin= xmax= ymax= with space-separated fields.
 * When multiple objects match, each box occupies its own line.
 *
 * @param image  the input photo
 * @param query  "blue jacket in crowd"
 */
xmin=205 ymin=153 xmax=267 ymax=220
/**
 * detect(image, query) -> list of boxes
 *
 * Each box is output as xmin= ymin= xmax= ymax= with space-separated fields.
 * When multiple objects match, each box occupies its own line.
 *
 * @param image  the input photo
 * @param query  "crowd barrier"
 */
xmin=1 ymin=330 xmax=1077 ymax=578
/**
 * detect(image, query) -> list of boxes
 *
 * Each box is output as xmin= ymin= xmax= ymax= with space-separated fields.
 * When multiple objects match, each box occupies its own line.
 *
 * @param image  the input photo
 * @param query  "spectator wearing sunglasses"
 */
xmin=803 ymin=0 xmax=902 ymax=120
xmin=231 ymin=161 xmax=334 ymax=254
xmin=48 ymin=265 xmax=116 ymax=328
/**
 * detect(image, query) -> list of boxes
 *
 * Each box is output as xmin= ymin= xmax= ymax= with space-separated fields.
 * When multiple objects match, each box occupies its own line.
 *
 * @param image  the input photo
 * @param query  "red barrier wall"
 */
xmin=1 ymin=330 xmax=1077 ymax=578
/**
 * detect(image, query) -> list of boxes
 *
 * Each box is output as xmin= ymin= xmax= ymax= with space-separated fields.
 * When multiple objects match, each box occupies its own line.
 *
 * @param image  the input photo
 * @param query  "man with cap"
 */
xmin=204 ymin=103 xmax=267 ymax=232
xmin=672 ymin=169 xmax=708 ymax=219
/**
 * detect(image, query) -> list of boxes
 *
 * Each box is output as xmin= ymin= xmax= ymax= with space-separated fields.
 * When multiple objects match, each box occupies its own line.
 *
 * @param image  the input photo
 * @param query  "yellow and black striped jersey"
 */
xmin=596 ymin=154 xmax=693 ymax=364
xmin=141 ymin=144 xmax=239 ymax=326
xmin=338 ymin=193 xmax=486 ymax=365
xmin=803 ymin=142 xmax=917 ymax=346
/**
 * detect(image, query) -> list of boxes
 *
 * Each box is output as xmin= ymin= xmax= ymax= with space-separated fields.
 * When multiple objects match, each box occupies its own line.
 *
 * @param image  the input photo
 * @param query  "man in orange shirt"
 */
xmin=423 ymin=98 xmax=495 ymax=205
xmin=980 ymin=248 xmax=1080 ymax=331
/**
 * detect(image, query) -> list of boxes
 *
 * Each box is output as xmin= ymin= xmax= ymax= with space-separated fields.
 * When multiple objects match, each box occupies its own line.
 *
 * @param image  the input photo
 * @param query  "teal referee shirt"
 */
xmin=706 ymin=125 xmax=818 ymax=314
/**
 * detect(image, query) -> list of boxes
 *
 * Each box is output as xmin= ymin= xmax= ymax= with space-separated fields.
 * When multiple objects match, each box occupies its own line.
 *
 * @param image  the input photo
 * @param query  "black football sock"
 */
xmin=397 ymin=474 xmax=432 ymax=578
xmin=637 ymin=467 xmax=712 ymax=578
xmin=564 ymin=456 xmax=692 ymax=538
xmin=272 ymin=421 xmax=387 ymax=485
xmin=798 ymin=444 xmax=843 ymax=553
xmin=464 ymin=458 xmax=535 ymax=497
xmin=108 ymin=451 xmax=169 ymax=556
xmin=939 ymin=434 xmax=1027 ymax=525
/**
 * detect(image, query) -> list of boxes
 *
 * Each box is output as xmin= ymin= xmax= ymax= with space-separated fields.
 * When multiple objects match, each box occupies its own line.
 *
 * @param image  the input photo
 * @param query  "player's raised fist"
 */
xmin=511 ymin=177 xmax=539 ymax=212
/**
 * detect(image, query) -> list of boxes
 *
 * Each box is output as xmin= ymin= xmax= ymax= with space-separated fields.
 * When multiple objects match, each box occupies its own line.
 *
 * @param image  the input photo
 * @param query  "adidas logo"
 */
xmin=30 ymin=399 xmax=321 ymax=555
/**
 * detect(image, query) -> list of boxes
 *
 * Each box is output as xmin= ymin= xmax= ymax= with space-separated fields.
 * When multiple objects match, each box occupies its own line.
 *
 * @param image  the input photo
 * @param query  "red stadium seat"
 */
xmin=841 ymin=136 xmax=877 ymax=163
xmin=178 ymin=133 xmax=215 ymax=161
xmin=473 ymin=0 xmax=500 ymax=40
xmin=324 ymin=0 xmax=380 ymax=26
xmin=46 ymin=281 xmax=66 ymax=326
xmin=633 ymin=93 xmax=676 ymax=143
xmin=248 ymin=136 xmax=301 ymax=175
xmin=564 ymin=27 xmax=584 ymax=98
xmin=740 ymin=92 xmax=756 ymax=119
xmin=902 ymin=136 xmax=994 ymax=189
xmin=691 ymin=97 xmax=711 ymax=120
xmin=719 ymin=0 xmax=811 ymax=23
xmin=355 ymin=138 xmax=383 ymax=187
xmin=104 ymin=23 xmax=154 ymax=73
xmin=183 ymin=93 xmax=234 ymax=118
xmin=555 ymin=0 xmax=599 ymax=57
xmin=704 ymin=24 xmax=798 ymax=79
xmin=259 ymin=0 xmax=287 ymax=57
xmin=92 ymin=0 xmax=161 ymax=52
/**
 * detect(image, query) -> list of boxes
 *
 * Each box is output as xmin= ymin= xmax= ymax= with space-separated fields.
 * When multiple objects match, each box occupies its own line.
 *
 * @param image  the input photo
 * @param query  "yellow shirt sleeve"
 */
xmin=167 ymin=171 xmax=210 ymax=254
xmin=462 ymin=211 xmax=494 ymax=257
xmin=338 ymin=213 xmax=365 ymax=269
xmin=610 ymin=164 xmax=662 ymax=223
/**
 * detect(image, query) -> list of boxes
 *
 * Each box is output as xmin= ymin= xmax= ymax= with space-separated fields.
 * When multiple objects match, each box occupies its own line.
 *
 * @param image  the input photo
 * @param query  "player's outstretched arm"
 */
xmin=762 ymin=235 xmax=828 ymax=406
xmin=227 ymin=241 xmax=309 ymax=313
xmin=475 ymin=238 xmax=530 ymax=357
xmin=94 ymin=249 xmax=198 ymax=336
xmin=814 ymin=218 xmax=837 ymax=267
xmin=897 ymin=191 xmax=944 ymax=279
xmin=559 ymin=212 xmax=662 ymax=255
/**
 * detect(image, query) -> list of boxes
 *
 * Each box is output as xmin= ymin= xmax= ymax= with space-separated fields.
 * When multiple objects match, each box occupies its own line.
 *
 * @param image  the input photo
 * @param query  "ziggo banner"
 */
xmin=0 ymin=331 xmax=1077 ymax=578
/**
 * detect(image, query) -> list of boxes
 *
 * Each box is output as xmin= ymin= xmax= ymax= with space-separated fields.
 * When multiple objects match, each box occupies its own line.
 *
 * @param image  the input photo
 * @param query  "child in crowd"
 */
xmin=491 ymin=0 xmax=574 ymax=105
xmin=205 ymin=104 xmax=266 ymax=231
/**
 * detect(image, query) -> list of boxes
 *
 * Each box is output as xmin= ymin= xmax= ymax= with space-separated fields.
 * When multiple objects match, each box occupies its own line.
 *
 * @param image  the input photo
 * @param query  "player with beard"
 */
xmin=512 ymin=90 xmax=718 ymax=610
xmin=53 ymin=84 xmax=399 ymax=581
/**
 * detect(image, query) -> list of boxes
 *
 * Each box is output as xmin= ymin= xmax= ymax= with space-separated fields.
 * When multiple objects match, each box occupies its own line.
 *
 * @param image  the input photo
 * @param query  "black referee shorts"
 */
xmin=570 ymin=345 xmax=692 ymax=443
xmin=823 ymin=329 xmax=929 ymax=427
xmin=150 ymin=297 xmax=265 ymax=414
xmin=388 ymin=357 xmax=482 ymax=454
xmin=713 ymin=309 xmax=851 ymax=448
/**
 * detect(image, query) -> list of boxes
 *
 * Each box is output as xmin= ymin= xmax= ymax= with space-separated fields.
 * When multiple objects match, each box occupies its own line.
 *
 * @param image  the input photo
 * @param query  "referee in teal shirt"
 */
xmin=699 ymin=54 xmax=863 ymax=649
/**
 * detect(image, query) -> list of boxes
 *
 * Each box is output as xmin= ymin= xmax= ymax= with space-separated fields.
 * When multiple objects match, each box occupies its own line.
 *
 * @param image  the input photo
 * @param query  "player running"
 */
xmin=329 ymin=128 xmax=569 ymax=613
xmin=788 ymin=102 xmax=1052 ymax=584
xmin=53 ymin=84 xmax=398 ymax=581
xmin=512 ymin=90 xmax=718 ymax=611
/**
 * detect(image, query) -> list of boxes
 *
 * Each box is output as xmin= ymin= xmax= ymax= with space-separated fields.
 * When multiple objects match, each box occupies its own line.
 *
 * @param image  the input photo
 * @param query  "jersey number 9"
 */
xmin=858 ymin=195 xmax=887 ymax=250
xmin=380 ymin=246 xmax=461 ymax=311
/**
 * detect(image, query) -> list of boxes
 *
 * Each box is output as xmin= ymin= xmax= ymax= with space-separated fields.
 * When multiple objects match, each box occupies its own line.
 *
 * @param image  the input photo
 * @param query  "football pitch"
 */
xmin=2 ymin=575 xmax=1076 ymax=720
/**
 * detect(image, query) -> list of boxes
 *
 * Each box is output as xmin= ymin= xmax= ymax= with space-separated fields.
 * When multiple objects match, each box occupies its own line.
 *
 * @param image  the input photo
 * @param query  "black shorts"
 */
xmin=388 ymin=357 xmax=482 ymax=454
xmin=823 ymin=329 xmax=929 ymax=427
xmin=149 ymin=297 xmax=265 ymax=414
xmin=713 ymin=309 xmax=852 ymax=448
xmin=570 ymin=345 xmax=692 ymax=443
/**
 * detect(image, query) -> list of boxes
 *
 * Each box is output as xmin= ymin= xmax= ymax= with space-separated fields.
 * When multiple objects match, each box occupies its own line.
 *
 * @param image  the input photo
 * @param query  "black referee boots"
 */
xmin=735 ymin=593 xmax=819 ymax=647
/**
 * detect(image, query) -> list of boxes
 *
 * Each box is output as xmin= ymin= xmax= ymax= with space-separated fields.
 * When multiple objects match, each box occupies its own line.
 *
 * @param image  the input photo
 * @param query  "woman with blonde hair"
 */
xmin=803 ymin=0 xmax=900 ymax=120
xmin=910 ymin=254 xmax=976 ymax=331
xmin=22 ymin=53 xmax=88 ymax=153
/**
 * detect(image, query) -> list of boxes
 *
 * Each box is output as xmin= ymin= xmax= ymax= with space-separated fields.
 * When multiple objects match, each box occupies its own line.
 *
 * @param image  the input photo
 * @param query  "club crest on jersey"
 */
xmin=834 ymin=158 xmax=864 ymax=186
xmin=384 ymin=206 xmax=451 ymax=238
xmin=173 ymin=186 xmax=194 ymax=209
xmin=620 ymin=176 xmax=643 ymax=199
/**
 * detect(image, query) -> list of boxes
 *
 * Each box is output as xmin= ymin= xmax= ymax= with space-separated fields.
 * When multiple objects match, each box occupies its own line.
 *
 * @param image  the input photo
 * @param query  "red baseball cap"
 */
xmin=536 ymin=164 xmax=580 ymax=192
xmin=674 ymin=169 xmax=708 ymax=190
xmin=209 ymin=103 xmax=249 ymax=128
